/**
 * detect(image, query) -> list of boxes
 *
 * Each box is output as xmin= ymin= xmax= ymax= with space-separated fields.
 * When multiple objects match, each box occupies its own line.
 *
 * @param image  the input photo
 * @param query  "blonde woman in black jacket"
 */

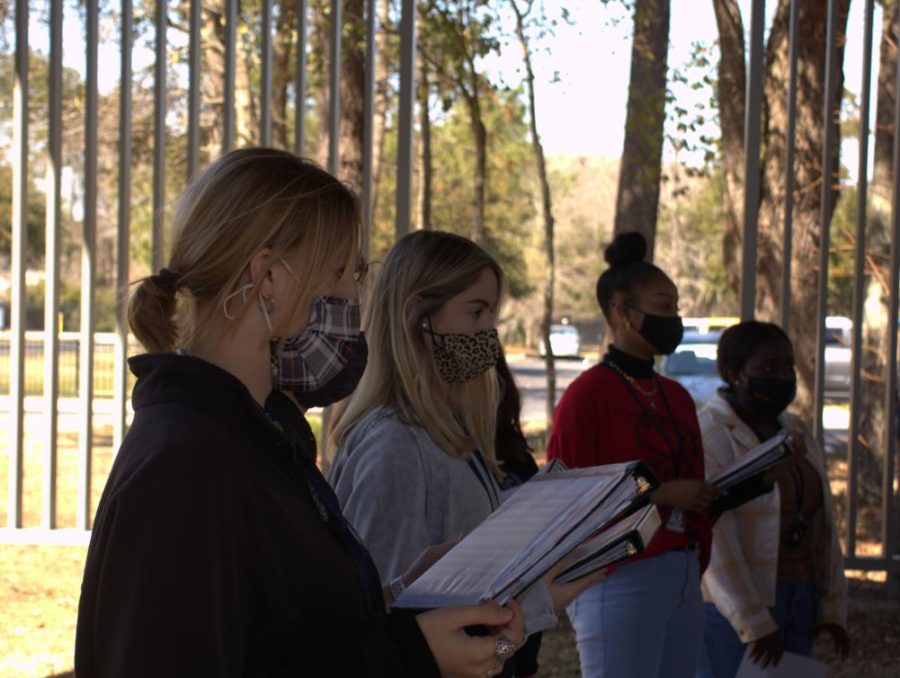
xmin=75 ymin=148 xmax=524 ymax=678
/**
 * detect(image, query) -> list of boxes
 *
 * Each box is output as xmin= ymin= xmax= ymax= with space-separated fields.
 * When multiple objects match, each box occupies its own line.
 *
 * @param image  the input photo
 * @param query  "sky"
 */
xmin=485 ymin=0 xmax=876 ymax=177
xmin=26 ymin=0 xmax=880 ymax=179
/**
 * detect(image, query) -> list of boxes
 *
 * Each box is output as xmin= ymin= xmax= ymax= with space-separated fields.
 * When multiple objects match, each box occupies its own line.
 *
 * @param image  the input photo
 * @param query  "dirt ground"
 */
xmin=1 ymin=415 xmax=899 ymax=676
xmin=0 ymin=542 xmax=898 ymax=677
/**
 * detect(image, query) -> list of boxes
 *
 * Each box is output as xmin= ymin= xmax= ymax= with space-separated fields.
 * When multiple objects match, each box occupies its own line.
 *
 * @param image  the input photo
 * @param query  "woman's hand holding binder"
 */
xmin=538 ymin=558 xmax=608 ymax=614
xmin=651 ymin=479 xmax=721 ymax=513
xmin=416 ymin=599 xmax=526 ymax=678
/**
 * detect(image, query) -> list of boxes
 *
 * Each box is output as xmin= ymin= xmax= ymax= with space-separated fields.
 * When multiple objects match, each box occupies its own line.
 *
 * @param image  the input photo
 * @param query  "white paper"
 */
xmin=709 ymin=431 xmax=790 ymax=488
xmin=393 ymin=463 xmax=650 ymax=609
xmin=735 ymin=649 xmax=827 ymax=678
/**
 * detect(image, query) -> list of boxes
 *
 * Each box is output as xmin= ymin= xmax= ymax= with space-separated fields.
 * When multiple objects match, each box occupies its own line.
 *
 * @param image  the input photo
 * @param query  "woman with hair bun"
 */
xmin=547 ymin=231 xmax=719 ymax=677
xmin=75 ymin=149 xmax=526 ymax=678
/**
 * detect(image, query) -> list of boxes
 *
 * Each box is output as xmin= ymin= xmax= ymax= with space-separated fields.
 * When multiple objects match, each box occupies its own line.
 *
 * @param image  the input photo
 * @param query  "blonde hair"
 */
xmin=331 ymin=231 xmax=504 ymax=478
xmin=128 ymin=148 xmax=360 ymax=352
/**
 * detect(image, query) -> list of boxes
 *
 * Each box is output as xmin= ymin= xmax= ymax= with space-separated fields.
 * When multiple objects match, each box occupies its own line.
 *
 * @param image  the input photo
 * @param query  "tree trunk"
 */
xmin=417 ymin=44 xmax=433 ymax=230
xmin=370 ymin=0 xmax=391 ymax=228
xmin=463 ymin=82 xmax=488 ymax=245
xmin=201 ymin=4 xmax=228 ymax=156
xmin=511 ymin=0 xmax=557 ymax=429
xmin=271 ymin=0 xmax=296 ymax=150
xmin=613 ymin=0 xmax=670 ymax=260
xmin=311 ymin=0 xmax=330 ymax=166
xmin=201 ymin=2 xmax=256 ymax=154
xmin=754 ymin=0 xmax=849 ymax=422
xmin=235 ymin=9 xmax=258 ymax=147
xmin=858 ymin=0 xmax=899 ymax=514
xmin=338 ymin=0 xmax=366 ymax=189
xmin=712 ymin=0 xmax=746 ymax=294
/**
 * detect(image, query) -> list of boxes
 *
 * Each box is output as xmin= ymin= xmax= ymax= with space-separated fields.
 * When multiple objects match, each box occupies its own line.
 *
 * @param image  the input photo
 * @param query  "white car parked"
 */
xmin=539 ymin=324 xmax=582 ymax=358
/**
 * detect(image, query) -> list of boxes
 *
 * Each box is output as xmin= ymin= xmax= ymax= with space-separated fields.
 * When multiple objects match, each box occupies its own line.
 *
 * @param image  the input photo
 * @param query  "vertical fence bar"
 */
xmin=848 ymin=0 xmax=876 ymax=561
xmin=885 ymin=19 xmax=900 ymax=573
xmin=152 ymin=0 xmax=167 ymax=273
xmin=43 ymin=0 xmax=63 ymax=529
xmin=188 ymin=0 xmax=201 ymax=178
xmin=261 ymin=0 xmax=273 ymax=146
xmin=224 ymin=0 xmax=237 ymax=151
xmin=740 ymin=0 xmax=765 ymax=321
xmin=780 ymin=0 xmax=800 ymax=332
xmin=813 ymin=0 xmax=840 ymax=444
xmin=328 ymin=0 xmax=342 ymax=174
xmin=294 ymin=0 xmax=308 ymax=155
xmin=78 ymin=0 xmax=99 ymax=530
xmin=114 ymin=0 xmax=134 ymax=453
xmin=362 ymin=0 xmax=376 ymax=259
xmin=8 ymin=0 xmax=28 ymax=528
xmin=395 ymin=0 xmax=416 ymax=239
xmin=321 ymin=0 xmax=344 ymax=457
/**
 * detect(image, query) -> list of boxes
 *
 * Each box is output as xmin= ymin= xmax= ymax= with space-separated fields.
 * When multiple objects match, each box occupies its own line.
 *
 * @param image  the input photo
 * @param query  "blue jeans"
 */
xmin=566 ymin=549 xmax=704 ymax=678
xmin=697 ymin=581 xmax=817 ymax=678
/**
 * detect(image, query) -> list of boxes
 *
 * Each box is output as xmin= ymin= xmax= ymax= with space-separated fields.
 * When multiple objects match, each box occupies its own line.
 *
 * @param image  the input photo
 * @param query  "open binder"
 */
xmin=393 ymin=460 xmax=661 ymax=610
xmin=708 ymin=431 xmax=790 ymax=490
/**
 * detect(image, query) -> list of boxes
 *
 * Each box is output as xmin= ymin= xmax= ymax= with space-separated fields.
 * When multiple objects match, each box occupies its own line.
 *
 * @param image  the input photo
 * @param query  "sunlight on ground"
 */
xmin=0 ymin=402 xmax=894 ymax=676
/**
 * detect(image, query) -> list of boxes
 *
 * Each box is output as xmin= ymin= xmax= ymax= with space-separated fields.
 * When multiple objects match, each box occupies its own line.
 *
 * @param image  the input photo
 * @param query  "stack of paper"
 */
xmin=393 ymin=461 xmax=660 ymax=610
xmin=708 ymin=431 xmax=790 ymax=490
xmin=735 ymin=649 xmax=827 ymax=677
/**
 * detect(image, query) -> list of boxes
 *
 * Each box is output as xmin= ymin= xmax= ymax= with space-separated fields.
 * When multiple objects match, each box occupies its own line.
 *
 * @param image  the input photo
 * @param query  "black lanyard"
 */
xmin=468 ymin=450 xmax=502 ymax=510
xmin=602 ymin=361 xmax=686 ymax=478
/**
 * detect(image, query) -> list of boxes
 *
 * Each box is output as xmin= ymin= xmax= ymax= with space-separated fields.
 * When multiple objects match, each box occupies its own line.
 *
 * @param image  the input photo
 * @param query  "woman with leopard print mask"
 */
xmin=328 ymin=230 xmax=603 ymax=678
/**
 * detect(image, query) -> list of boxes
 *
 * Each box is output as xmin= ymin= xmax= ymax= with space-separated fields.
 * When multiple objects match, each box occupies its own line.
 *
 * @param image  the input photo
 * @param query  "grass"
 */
xmin=0 ymin=409 xmax=897 ymax=677
xmin=0 ymin=349 xmax=134 ymax=399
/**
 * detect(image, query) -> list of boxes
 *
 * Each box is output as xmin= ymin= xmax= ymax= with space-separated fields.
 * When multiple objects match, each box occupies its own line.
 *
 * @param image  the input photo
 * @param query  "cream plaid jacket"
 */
xmin=699 ymin=392 xmax=847 ymax=642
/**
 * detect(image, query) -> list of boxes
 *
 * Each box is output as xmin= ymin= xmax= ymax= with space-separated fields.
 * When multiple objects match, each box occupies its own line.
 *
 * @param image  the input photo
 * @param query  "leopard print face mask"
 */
xmin=427 ymin=328 xmax=501 ymax=383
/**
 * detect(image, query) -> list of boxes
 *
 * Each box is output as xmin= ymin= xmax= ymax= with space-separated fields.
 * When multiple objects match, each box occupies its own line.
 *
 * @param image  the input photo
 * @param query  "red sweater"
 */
xmin=548 ymin=360 xmax=712 ymax=570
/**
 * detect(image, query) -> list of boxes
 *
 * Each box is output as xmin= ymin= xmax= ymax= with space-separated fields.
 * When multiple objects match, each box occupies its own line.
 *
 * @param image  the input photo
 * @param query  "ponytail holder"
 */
xmin=156 ymin=267 xmax=182 ymax=292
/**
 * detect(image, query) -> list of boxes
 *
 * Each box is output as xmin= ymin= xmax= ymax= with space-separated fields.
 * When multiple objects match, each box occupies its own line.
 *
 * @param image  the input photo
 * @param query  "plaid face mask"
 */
xmin=426 ymin=327 xmax=501 ymax=384
xmin=274 ymin=297 xmax=364 ymax=406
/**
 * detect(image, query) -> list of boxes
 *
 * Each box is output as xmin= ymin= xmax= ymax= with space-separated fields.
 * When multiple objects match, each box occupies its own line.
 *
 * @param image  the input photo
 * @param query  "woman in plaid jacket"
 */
xmin=698 ymin=321 xmax=848 ymax=677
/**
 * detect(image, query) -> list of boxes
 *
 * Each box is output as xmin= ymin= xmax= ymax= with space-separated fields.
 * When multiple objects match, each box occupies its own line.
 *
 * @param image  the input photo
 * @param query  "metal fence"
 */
xmin=733 ymin=0 xmax=899 ymax=577
xmin=0 ymin=332 xmax=142 ymax=397
xmin=2 ymin=0 xmax=899 ymax=578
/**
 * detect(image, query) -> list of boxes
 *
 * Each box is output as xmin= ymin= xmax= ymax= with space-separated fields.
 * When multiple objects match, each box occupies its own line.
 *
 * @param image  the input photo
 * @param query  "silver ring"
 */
xmin=495 ymin=636 xmax=517 ymax=663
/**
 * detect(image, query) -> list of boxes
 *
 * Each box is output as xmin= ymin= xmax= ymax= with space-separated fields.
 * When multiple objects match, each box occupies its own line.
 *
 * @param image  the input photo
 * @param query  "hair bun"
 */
xmin=604 ymin=231 xmax=647 ymax=268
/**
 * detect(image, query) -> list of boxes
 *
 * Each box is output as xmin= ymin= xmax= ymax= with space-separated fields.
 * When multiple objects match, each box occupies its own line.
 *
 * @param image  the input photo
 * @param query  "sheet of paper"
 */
xmin=394 ymin=464 xmax=648 ymax=609
xmin=394 ymin=471 xmax=621 ymax=608
xmin=735 ymin=649 xmax=827 ymax=678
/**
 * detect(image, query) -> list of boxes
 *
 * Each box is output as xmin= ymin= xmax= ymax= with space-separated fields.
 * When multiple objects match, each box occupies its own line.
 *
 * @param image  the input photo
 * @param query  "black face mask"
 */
xmin=744 ymin=375 xmax=797 ymax=418
xmin=629 ymin=306 xmax=684 ymax=355
xmin=291 ymin=334 xmax=369 ymax=409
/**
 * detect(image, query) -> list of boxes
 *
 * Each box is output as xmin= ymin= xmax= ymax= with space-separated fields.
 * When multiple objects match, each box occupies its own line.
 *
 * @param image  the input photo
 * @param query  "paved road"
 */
xmin=509 ymin=355 xmax=850 ymax=456
xmin=508 ymin=355 xmax=595 ymax=427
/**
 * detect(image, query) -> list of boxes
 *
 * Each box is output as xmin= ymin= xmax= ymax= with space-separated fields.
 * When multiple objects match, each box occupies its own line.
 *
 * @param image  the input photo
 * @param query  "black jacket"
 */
xmin=75 ymin=353 xmax=438 ymax=677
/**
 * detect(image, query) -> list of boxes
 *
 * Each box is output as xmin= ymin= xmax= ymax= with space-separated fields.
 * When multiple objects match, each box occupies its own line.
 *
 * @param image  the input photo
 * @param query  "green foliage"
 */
xmin=370 ymin=87 xmax=536 ymax=300
xmin=828 ymin=185 xmax=860 ymax=317
xmin=429 ymin=89 xmax=536 ymax=298
xmin=0 ymin=163 xmax=46 ymax=269
xmin=656 ymin=169 xmax=738 ymax=316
